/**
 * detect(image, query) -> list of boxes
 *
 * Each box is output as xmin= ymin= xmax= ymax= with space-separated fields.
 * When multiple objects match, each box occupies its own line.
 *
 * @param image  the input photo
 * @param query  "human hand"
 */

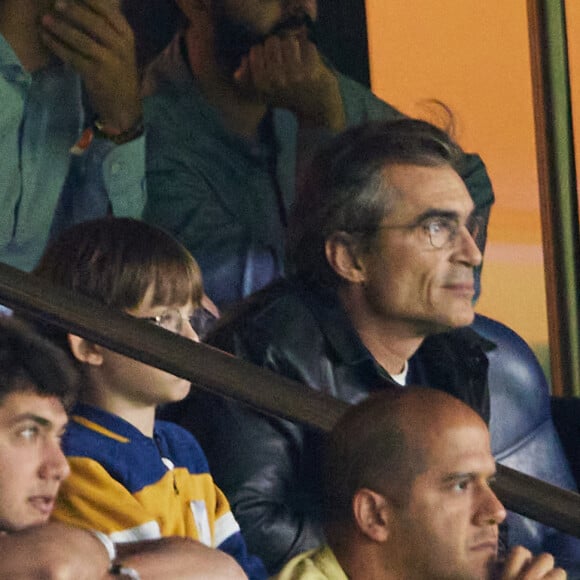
xmin=40 ymin=0 xmax=142 ymax=134
xmin=234 ymin=34 xmax=345 ymax=131
xmin=497 ymin=546 xmax=566 ymax=579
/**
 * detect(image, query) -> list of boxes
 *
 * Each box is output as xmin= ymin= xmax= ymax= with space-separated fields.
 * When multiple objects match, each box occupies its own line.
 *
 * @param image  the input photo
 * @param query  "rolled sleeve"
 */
xmin=101 ymin=134 xmax=147 ymax=217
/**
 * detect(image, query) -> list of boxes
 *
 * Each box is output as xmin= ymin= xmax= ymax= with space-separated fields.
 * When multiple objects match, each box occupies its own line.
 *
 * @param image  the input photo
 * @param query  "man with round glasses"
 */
xmin=165 ymin=118 xmax=580 ymax=574
xmin=141 ymin=0 xmax=494 ymax=309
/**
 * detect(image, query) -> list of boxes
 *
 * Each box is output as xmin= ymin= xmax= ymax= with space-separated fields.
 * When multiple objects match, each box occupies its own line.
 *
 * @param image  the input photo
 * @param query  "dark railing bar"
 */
xmin=492 ymin=467 xmax=580 ymax=536
xmin=0 ymin=262 xmax=578 ymax=537
xmin=0 ymin=263 xmax=348 ymax=430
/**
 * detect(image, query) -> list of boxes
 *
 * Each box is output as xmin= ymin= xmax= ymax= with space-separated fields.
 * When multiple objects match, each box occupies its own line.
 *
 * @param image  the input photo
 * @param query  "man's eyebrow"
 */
xmin=9 ymin=413 xmax=52 ymax=428
xmin=441 ymin=470 xmax=497 ymax=484
xmin=411 ymin=209 xmax=461 ymax=223
xmin=441 ymin=471 xmax=476 ymax=483
xmin=411 ymin=207 xmax=479 ymax=225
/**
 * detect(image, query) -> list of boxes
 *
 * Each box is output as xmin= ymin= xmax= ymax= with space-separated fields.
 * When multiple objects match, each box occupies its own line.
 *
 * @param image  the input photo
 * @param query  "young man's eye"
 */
xmin=18 ymin=426 xmax=39 ymax=440
xmin=451 ymin=479 xmax=471 ymax=492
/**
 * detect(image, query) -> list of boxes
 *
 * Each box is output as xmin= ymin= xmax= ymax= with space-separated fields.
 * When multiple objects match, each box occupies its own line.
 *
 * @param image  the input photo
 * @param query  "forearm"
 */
xmin=294 ymin=70 xmax=346 ymax=132
xmin=0 ymin=523 xmax=110 ymax=579
xmin=115 ymin=537 xmax=248 ymax=580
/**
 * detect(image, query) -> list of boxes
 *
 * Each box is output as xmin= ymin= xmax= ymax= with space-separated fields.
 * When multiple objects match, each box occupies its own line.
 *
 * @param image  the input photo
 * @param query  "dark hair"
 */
xmin=287 ymin=118 xmax=465 ymax=287
xmin=171 ymin=0 xmax=189 ymax=31
xmin=32 ymin=217 xmax=204 ymax=352
xmin=0 ymin=316 xmax=78 ymax=410
xmin=34 ymin=217 xmax=203 ymax=311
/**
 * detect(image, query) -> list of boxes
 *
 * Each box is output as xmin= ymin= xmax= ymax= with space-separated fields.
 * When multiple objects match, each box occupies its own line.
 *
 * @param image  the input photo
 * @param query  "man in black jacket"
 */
xmin=164 ymin=119 xmax=579 ymax=574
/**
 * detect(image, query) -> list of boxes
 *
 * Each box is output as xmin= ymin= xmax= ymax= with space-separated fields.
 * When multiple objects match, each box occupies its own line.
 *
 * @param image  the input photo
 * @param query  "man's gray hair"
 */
xmin=286 ymin=118 xmax=465 ymax=287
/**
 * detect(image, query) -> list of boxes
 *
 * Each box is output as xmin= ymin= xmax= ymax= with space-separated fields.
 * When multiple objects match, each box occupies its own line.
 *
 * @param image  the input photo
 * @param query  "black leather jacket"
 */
xmin=163 ymin=279 xmax=494 ymax=573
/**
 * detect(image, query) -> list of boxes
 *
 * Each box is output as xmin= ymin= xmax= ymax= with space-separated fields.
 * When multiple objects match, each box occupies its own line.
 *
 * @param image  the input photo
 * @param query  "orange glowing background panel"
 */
xmin=364 ymin=0 xmax=580 ymax=349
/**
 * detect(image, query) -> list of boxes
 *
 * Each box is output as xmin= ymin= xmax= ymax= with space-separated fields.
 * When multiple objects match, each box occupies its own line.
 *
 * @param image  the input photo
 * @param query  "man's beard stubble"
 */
xmin=211 ymin=9 xmax=317 ymax=78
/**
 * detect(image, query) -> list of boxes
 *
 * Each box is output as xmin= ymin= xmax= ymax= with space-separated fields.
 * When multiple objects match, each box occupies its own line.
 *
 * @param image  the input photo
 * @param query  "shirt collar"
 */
xmin=71 ymin=403 xmax=153 ymax=442
xmin=293 ymin=279 xmax=495 ymax=379
xmin=314 ymin=545 xmax=349 ymax=580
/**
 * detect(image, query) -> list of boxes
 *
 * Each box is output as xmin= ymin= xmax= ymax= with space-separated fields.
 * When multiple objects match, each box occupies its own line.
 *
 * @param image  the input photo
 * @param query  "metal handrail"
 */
xmin=0 ymin=261 xmax=578 ymax=537
xmin=527 ymin=0 xmax=580 ymax=396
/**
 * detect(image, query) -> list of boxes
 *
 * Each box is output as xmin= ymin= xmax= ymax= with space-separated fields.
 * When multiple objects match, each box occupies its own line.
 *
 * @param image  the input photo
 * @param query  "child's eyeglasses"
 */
xmin=188 ymin=306 xmax=218 ymax=340
xmin=139 ymin=307 xmax=218 ymax=340
xmin=138 ymin=308 xmax=190 ymax=335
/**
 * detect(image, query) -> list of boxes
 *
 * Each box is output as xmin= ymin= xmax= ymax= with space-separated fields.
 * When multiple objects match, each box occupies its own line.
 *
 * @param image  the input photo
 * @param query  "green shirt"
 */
xmin=0 ymin=34 xmax=145 ymax=272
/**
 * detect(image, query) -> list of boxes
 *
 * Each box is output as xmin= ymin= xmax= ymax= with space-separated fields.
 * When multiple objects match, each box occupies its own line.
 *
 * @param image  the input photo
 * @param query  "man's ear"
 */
xmin=67 ymin=335 xmax=104 ymax=367
xmin=325 ymin=232 xmax=367 ymax=284
xmin=352 ymin=488 xmax=390 ymax=543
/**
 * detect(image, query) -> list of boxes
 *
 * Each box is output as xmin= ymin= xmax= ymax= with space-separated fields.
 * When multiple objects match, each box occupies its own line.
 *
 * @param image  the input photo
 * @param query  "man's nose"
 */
xmin=474 ymin=484 xmax=507 ymax=527
xmin=454 ymin=224 xmax=483 ymax=268
xmin=39 ymin=439 xmax=70 ymax=481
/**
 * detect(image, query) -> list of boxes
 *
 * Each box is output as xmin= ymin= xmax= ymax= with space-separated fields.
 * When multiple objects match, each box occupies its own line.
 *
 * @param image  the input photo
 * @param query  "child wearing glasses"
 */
xmin=32 ymin=217 xmax=266 ymax=580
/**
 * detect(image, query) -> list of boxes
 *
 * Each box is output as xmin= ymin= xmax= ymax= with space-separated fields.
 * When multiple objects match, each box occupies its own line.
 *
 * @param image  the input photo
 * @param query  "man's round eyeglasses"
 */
xmin=372 ymin=213 xmax=484 ymax=249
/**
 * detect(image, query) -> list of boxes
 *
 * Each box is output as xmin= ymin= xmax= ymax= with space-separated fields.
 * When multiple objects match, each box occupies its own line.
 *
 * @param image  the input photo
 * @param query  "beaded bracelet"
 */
xmin=93 ymin=115 xmax=145 ymax=145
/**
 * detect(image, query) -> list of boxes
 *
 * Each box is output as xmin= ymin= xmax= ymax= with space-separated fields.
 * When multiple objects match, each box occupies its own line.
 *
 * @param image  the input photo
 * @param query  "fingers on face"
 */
xmin=56 ymin=0 xmax=127 ymax=36
xmin=41 ymin=0 xmax=133 ymax=63
xmin=279 ymin=36 xmax=304 ymax=78
xmin=248 ymin=35 xmax=318 ymax=93
xmin=501 ymin=547 xmax=565 ymax=579
xmin=247 ymin=43 xmax=270 ymax=91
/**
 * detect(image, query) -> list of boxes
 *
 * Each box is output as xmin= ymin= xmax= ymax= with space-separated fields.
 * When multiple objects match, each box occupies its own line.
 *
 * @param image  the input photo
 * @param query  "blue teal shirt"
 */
xmin=142 ymin=35 xmax=405 ymax=307
xmin=0 ymin=34 xmax=146 ymax=272
xmin=143 ymin=34 xmax=494 ymax=308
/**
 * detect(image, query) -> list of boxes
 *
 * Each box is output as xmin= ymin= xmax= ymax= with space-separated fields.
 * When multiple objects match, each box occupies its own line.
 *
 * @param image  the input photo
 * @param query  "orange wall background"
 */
xmin=365 ymin=1 xmax=580 ymax=364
